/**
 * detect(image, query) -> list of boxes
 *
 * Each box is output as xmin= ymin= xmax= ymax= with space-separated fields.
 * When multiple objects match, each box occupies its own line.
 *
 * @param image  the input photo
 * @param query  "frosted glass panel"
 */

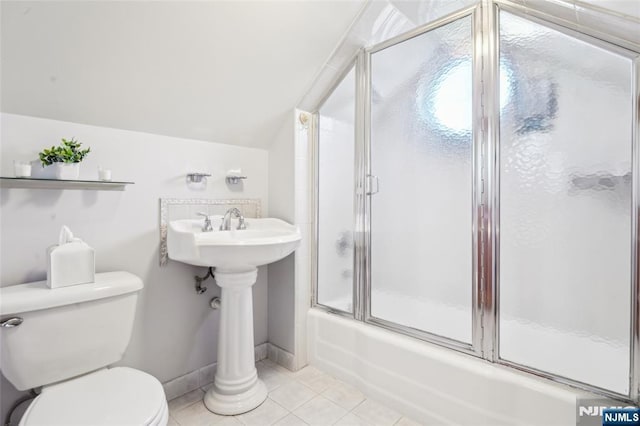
xmin=317 ymin=67 xmax=356 ymax=312
xmin=498 ymin=11 xmax=633 ymax=394
xmin=370 ymin=16 xmax=473 ymax=343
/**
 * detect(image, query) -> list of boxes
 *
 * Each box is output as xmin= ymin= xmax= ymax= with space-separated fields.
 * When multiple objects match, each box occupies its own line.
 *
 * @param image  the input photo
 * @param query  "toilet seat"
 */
xmin=19 ymin=367 xmax=168 ymax=426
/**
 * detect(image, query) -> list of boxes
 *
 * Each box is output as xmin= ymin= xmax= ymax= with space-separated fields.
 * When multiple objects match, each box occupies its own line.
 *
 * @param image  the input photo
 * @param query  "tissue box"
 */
xmin=47 ymin=241 xmax=95 ymax=288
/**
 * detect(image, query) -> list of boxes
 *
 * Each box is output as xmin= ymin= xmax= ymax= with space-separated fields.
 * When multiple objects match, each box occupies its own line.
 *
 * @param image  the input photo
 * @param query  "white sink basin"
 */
xmin=167 ymin=215 xmax=301 ymax=415
xmin=167 ymin=216 xmax=301 ymax=270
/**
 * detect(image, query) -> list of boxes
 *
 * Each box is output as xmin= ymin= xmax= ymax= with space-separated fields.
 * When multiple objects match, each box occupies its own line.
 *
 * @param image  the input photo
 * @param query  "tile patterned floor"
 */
xmin=167 ymin=360 xmax=423 ymax=426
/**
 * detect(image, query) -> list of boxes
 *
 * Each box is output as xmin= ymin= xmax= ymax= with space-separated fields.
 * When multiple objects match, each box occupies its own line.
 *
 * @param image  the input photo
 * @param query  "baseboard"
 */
xmin=163 ymin=342 xmax=268 ymax=401
xmin=267 ymin=342 xmax=302 ymax=371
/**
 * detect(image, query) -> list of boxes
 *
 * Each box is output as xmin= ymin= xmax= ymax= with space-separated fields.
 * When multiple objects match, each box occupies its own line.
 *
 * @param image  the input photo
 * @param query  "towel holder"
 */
xmin=226 ymin=175 xmax=247 ymax=185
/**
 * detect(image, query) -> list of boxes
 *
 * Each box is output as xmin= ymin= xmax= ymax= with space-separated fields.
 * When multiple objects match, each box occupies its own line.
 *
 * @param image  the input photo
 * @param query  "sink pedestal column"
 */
xmin=204 ymin=268 xmax=267 ymax=415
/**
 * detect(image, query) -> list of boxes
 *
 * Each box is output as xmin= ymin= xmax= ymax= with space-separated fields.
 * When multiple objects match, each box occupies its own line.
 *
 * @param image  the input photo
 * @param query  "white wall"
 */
xmin=292 ymin=110 xmax=313 ymax=370
xmin=0 ymin=0 xmax=365 ymax=149
xmin=266 ymin=109 xmax=314 ymax=370
xmin=0 ymin=113 xmax=269 ymax=419
xmin=267 ymin=114 xmax=296 ymax=353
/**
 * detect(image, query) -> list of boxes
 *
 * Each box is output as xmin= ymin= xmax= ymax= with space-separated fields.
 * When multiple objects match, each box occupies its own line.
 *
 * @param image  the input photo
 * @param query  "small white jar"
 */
xmin=98 ymin=168 xmax=112 ymax=181
xmin=14 ymin=161 xmax=32 ymax=178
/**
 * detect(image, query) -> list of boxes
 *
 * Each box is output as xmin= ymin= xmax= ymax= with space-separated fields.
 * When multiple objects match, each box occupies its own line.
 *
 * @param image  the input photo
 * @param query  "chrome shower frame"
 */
xmin=309 ymin=0 xmax=640 ymax=403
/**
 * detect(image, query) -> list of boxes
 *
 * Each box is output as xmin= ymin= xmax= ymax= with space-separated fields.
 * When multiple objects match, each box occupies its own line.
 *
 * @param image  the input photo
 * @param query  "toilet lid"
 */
xmin=20 ymin=367 xmax=167 ymax=426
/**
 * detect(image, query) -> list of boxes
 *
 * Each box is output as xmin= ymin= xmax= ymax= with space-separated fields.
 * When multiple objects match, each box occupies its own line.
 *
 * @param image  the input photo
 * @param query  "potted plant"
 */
xmin=35 ymin=138 xmax=91 ymax=180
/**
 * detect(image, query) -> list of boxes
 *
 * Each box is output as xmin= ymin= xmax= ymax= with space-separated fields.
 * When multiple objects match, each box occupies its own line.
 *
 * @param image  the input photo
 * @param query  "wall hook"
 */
xmin=226 ymin=169 xmax=247 ymax=185
xmin=187 ymin=173 xmax=211 ymax=183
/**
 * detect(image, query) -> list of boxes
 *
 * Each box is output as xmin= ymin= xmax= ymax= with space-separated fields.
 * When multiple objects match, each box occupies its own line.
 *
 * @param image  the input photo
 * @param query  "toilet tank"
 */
xmin=0 ymin=271 xmax=143 ymax=391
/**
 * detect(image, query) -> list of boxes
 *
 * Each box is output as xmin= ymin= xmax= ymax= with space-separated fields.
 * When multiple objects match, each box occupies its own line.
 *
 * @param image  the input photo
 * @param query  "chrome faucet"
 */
xmin=197 ymin=212 xmax=213 ymax=232
xmin=220 ymin=208 xmax=246 ymax=231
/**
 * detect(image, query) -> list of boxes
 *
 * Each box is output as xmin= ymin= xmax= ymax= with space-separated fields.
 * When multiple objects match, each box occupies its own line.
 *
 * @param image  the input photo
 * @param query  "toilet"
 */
xmin=0 ymin=271 xmax=168 ymax=426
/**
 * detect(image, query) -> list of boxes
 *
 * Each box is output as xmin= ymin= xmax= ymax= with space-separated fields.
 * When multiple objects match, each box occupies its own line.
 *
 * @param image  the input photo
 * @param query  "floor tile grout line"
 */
xmin=269 ymin=386 xmax=318 ymax=412
xmin=338 ymin=399 xmax=372 ymax=426
xmin=292 ymin=377 xmax=319 ymax=393
xmin=168 ymin=363 xmax=411 ymax=426
xmin=349 ymin=398 xmax=367 ymax=413
xmin=171 ymin=396 xmax=205 ymax=416
xmin=264 ymin=396 xmax=295 ymax=426
xmin=330 ymin=406 xmax=351 ymax=426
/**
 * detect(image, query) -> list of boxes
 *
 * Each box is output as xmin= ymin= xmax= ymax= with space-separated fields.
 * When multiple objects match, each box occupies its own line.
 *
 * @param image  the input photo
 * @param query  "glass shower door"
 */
xmin=497 ymin=11 xmax=635 ymax=394
xmin=316 ymin=67 xmax=356 ymax=313
xmin=368 ymin=15 xmax=475 ymax=344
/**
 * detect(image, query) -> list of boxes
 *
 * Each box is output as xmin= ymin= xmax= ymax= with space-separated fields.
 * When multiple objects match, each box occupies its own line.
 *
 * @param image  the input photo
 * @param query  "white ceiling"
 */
xmin=1 ymin=1 xmax=365 ymax=148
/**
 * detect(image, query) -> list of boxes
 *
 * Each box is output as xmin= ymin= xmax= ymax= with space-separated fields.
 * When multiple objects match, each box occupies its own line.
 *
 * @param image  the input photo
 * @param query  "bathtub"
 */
xmin=307 ymin=308 xmax=598 ymax=425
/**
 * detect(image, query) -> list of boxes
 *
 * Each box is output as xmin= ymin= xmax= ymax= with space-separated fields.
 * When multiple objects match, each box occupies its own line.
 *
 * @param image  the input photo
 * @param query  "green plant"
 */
xmin=39 ymin=138 xmax=91 ymax=166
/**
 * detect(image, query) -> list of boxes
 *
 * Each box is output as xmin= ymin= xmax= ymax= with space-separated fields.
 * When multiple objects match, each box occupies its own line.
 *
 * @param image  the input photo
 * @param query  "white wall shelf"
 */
xmin=0 ymin=177 xmax=134 ymax=191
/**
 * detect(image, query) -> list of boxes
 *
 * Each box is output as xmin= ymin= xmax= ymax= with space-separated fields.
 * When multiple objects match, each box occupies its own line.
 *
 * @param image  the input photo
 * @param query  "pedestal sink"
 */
xmin=167 ymin=216 xmax=301 ymax=415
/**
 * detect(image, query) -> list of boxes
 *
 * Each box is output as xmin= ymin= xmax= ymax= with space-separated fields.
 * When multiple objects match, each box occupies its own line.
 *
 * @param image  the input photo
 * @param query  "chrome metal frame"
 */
xmin=309 ymin=0 xmax=640 ymax=403
xmin=496 ymin=2 xmax=639 ymax=57
xmin=310 ymin=60 xmax=358 ymax=318
xmin=471 ymin=2 xmax=484 ymax=359
xmin=310 ymin=111 xmax=319 ymax=309
xmin=312 ymin=52 xmax=359 ymax=116
xmin=478 ymin=0 xmax=499 ymax=362
xmin=366 ymin=5 xmax=478 ymax=55
xmin=489 ymin=1 xmax=640 ymax=402
xmin=496 ymin=0 xmax=640 ymax=53
xmin=632 ymin=56 xmax=640 ymax=403
xmin=354 ymin=51 xmax=368 ymax=322
xmin=363 ymin=6 xmax=480 ymax=357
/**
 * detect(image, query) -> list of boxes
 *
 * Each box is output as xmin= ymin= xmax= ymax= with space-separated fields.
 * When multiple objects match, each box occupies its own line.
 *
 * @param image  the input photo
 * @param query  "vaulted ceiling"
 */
xmin=1 ymin=1 xmax=365 ymax=148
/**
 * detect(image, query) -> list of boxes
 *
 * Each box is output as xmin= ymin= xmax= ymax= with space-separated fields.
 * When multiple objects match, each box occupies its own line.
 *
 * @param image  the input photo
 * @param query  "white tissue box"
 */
xmin=47 ymin=241 xmax=95 ymax=288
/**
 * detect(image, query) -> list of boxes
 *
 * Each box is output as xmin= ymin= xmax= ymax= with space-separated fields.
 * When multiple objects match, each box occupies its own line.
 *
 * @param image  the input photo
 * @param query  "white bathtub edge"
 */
xmin=307 ymin=308 xmax=600 ymax=425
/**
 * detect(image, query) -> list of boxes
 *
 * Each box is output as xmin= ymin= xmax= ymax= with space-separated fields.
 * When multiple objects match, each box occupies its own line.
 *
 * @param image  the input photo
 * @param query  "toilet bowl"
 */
xmin=0 ymin=272 xmax=168 ymax=426
xmin=19 ymin=368 xmax=167 ymax=426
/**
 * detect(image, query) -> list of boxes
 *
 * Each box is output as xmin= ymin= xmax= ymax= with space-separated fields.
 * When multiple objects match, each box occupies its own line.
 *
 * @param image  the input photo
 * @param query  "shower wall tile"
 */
xmin=295 ymin=118 xmax=310 ymax=161
xmin=392 ymin=0 xmax=478 ymax=26
xmin=294 ymin=108 xmax=313 ymax=371
xmin=524 ymin=0 xmax=578 ymax=24
xmin=326 ymin=38 xmax=360 ymax=75
xmin=298 ymin=64 xmax=344 ymax=112
xmin=346 ymin=1 xmax=393 ymax=46
xmin=576 ymin=0 xmax=640 ymax=20
xmin=575 ymin=2 xmax=640 ymax=46
xmin=294 ymin=158 xmax=309 ymax=196
xmin=295 ymin=190 xmax=311 ymax=225
xmin=296 ymin=224 xmax=311 ymax=267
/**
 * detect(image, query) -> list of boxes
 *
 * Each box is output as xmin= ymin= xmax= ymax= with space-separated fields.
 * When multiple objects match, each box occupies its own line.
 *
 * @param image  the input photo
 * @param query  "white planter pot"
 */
xmin=54 ymin=163 xmax=80 ymax=180
xmin=31 ymin=162 xmax=80 ymax=180
xmin=31 ymin=161 xmax=56 ymax=179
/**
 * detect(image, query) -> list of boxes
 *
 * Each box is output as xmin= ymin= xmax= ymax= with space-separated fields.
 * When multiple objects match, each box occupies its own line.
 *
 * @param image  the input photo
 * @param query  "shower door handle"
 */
xmin=366 ymin=175 xmax=379 ymax=195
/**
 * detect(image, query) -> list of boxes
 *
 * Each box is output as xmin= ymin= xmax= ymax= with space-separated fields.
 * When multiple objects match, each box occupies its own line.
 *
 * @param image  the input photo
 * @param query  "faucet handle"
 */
xmin=198 ymin=212 xmax=213 ymax=232
xmin=238 ymin=216 xmax=247 ymax=230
